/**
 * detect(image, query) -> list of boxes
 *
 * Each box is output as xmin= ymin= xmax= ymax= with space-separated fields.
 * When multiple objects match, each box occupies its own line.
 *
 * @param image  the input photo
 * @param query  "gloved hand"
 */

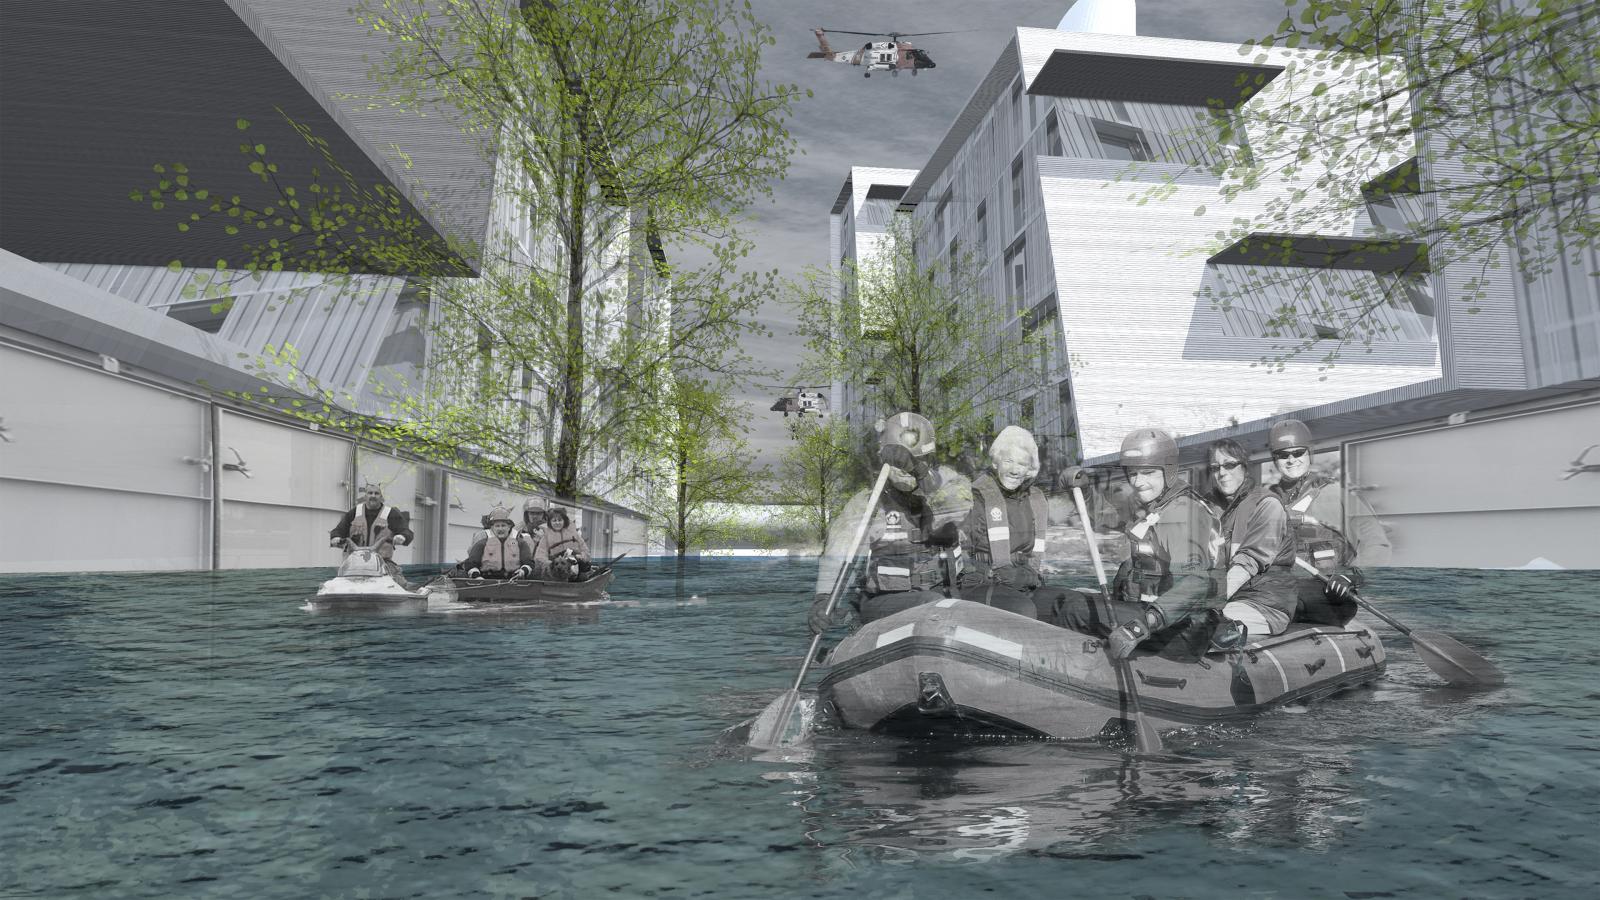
xmin=1108 ymin=604 xmax=1165 ymax=660
xmin=1324 ymin=573 xmax=1356 ymax=601
xmin=927 ymin=520 xmax=961 ymax=547
xmin=329 ymin=537 xmax=345 ymax=548
xmin=879 ymin=443 xmax=928 ymax=479
xmin=515 ymin=565 xmax=533 ymax=580
xmin=467 ymin=568 xmax=482 ymax=579
xmin=808 ymin=592 xmax=839 ymax=635
xmin=1062 ymin=465 xmax=1092 ymax=489
xmin=392 ymin=535 xmax=408 ymax=546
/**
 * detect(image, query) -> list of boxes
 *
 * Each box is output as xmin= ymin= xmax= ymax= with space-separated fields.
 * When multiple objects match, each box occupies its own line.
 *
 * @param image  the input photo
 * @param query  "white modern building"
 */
xmin=0 ymin=0 xmax=651 ymax=573
xmin=833 ymin=1 xmax=1600 ymax=568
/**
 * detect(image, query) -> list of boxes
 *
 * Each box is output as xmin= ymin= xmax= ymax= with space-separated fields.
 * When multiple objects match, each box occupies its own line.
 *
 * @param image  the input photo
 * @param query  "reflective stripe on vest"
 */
xmin=348 ymin=505 xmax=393 ymax=547
xmin=971 ymin=474 xmax=1047 ymax=567
xmin=1286 ymin=483 xmax=1348 ymax=568
xmin=865 ymin=499 xmax=944 ymax=593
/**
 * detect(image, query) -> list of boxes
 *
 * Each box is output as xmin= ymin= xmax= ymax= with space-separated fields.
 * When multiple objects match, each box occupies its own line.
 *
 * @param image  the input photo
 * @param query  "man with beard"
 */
xmin=1207 ymin=437 xmax=1298 ymax=637
xmin=1266 ymin=419 xmax=1390 ymax=625
xmin=956 ymin=426 xmax=1054 ymax=620
xmin=328 ymin=482 xmax=413 ymax=577
xmin=808 ymin=412 xmax=971 ymax=632
xmin=1048 ymin=428 xmax=1228 ymax=661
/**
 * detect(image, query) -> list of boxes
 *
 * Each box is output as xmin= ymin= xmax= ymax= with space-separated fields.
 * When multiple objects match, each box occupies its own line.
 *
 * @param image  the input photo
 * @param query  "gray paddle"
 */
xmin=746 ymin=464 xmax=892 ymax=751
xmin=1293 ymin=558 xmax=1503 ymax=686
xmin=1069 ymin=479 xmax=1162 ymax=754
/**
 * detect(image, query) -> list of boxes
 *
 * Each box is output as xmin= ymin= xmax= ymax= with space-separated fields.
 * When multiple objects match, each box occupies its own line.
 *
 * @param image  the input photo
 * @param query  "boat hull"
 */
xmin=820 ymin=598 xmax=1386 ymax=739
xmin=448 ymin=568 xmax=613 ymax=605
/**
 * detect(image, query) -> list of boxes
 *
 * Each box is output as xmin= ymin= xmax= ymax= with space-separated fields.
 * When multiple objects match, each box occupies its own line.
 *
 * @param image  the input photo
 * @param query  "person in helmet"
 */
xmin=1047 ymin=428 xmax=1229 ymax=661
xmin=532 ymin=505 xmax=592 ymax=581
xmin=1206 ymin=437 xmax=1300 ymax=636
xmin=808 ymin=412 xmax=972 ymax=632
xmin=1266 ymin=419 xmax=1390 ymax=625
xmin=955 ymin=426 xmax=1057 ymax=620
xmin=521 ymin=499 xmax=549 ymax=538
xmin=328 ymin=482 xmax=414 ymax=576
xmin=461 ymin=506 xmax=536 ymax=580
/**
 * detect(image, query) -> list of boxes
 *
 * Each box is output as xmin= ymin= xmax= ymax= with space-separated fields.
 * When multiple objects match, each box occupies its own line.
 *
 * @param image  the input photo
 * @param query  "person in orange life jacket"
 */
xmin=808 ymin=412 xmax=970 ymax=633
xmin=1266 ymin=419 xmax=1391 ymax=626
xmin=1207 ymin=438 xmax=1300 ymax=637
xmin=1047 ymin=428 xmax=1230 ymax=661
xmin=532 ymin=505 xmax=592 ymax=581
xmin=956 ymin=426 xmax=1059 ymax=621
xmin=328 ymin=483 xmax=413 ymax=575
xmin=462 ymin=506 xmax=536 ymax=579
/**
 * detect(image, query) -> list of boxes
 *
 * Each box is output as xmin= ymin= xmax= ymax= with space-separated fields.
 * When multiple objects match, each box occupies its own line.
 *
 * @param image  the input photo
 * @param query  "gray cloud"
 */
xmin=720 ymin=1 xmax=1285 ymax=468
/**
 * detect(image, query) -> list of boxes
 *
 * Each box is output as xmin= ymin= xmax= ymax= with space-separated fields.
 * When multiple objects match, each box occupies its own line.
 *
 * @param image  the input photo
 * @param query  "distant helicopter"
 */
xmin=771 ymin=388 xmax=829 ymax=418
xmin=807 ymin=28 xmax=947 ymax=77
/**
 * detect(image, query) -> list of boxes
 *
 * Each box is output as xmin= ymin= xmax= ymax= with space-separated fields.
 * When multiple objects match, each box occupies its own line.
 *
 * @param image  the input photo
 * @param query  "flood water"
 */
xmin=3 ymin=559 xmax=1596 ymax=898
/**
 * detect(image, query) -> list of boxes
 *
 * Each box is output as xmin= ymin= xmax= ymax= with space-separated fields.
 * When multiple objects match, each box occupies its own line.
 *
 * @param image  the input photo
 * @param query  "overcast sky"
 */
xmin=726 ymin=0 xmax=1285 ymax=468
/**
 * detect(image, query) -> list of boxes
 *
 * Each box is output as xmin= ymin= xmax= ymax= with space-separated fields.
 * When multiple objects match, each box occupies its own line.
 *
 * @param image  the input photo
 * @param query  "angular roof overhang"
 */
xmin=0 ymin=0 xmax=492 ymax=276
xmin=1209 ymin=233 xmax=1430 ymax=275
xmin=1029 ymin=49 xmax=1284 ymax=108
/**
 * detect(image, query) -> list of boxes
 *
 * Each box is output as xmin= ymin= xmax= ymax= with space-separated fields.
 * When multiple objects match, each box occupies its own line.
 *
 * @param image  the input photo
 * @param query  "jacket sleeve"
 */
xmin=1231 ymin=493 xmax=1289 ymax=578
xmin=926 ymin=468 xmax=973 ymax=530
xmin=1337 ymin=489 xmax=1391 ymax=568
xmin=1150 ymin=495 xmax=1224 ymax=623
xmin=462 ymin=537 xmax=487 ymax=570
xmin=388 ymin=509 xmax=415 ymax=546
xmin=815 ymin=489 xmax=874 ymax=596
xmin=329 ymin=508 xmax=356 ymax=540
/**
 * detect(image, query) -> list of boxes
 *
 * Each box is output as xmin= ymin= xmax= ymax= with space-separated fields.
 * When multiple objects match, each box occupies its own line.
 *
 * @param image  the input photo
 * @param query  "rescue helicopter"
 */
xmin=770 ymin=387 xmax=830 ymax=418
xmin=806 ymin=28 xmax=947 ymax=77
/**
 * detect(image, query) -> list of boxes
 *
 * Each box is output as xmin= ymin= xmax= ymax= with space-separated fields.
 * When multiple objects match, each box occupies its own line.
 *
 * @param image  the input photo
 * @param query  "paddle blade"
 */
xmin=1411 ymin=630 xmax=1505 ymax=686
xmin=745 ymin=689 xmax=818 ymax=751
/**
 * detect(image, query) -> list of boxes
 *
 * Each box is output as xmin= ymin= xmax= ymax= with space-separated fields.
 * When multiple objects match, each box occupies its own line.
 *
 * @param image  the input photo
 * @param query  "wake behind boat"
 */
xmin=819 ymin=596 xmax=1387 ymax=740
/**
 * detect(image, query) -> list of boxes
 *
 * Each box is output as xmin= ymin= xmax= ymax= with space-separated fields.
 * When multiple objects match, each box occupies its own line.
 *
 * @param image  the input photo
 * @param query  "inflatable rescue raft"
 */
xmin=820 ymin=596 xmax=1386 ymax=739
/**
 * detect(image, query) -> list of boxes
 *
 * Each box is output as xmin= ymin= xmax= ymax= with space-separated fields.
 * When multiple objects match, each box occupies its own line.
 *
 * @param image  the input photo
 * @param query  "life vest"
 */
xmin=1279 ymin=477 xmax=1347 ymax=574
xmin=1114 ymin=485 xmax=1213 ymax=604
xmin=348 ymin=505 xmax=393 ymax=548
xmin=1220 ymin=485 xmax=1294 ymax=570
xmin=480 ymin=534 xmax=525 ymax=573
xmin=863 ymin=490 xmax=958 ymax=594
xmin=969 ymin=472 xmax=1047 ymax=579
xmin=540 ymin=526 xmax=584 ymax=560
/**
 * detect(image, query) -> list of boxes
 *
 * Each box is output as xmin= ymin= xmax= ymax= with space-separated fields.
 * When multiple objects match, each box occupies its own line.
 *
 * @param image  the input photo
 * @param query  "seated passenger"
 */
xmin=1207 ymin=438 xmax=1299 ymax=637
xmin=329 ymin=482 xmax=413 ymax=577
xmin=462 ymin=507 xmax=535 ymax=580
xmin=521 ymin=499 xmax=548 ymax=538
xmin=533 ymin=506 xmax=592 ymax=581
xmin=1047 ymin=428 xmax=1230 ymax=661
xmin=957 ymin=426 xmax=1055 ymax=621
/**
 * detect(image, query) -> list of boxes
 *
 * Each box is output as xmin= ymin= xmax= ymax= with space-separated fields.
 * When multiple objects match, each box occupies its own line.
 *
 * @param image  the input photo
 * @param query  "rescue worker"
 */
xmin=1266 ymin=419 xmax=1391 ymax=625
xmin=532 ymin=505 xmax=592 ymax=581
xmin=956 ymin=426 xmax=1055 ymax=620
xmin=461 ymin=506 xmax=536 ymax=580
xmin=1207 ymin=438 xmax=1299 ymax=636
xmin=328 ymin=482 xmax=413 ymax=576
xmin=521 ymin=499 xmax=548 ymax=538
xmin=808 ymin=412 xmax=970 ymax=632
xmin=1048 ymin=428 xmax=1230 ymax=661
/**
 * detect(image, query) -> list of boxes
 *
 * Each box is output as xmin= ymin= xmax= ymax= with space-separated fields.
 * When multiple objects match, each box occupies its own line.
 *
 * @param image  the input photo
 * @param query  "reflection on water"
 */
xmin=2 ymin=560 xmax=1596 ymax=898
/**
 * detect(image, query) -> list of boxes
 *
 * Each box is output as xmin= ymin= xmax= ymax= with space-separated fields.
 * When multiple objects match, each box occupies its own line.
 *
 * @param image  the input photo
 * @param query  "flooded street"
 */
xmin=3 ymin=559 xmax=1595 ymax=897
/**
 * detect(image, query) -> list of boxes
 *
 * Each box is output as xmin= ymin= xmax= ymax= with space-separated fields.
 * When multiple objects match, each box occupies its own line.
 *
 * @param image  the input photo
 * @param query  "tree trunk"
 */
xmin=553 ymin=116 xmax=588 ymax=501
xmin=675 ymin=445 xmax=688 ymax=558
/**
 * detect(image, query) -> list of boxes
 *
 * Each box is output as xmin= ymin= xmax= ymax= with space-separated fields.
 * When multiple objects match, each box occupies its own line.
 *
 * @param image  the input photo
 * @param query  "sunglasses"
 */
xmin=1272 ymin=448 xmax=1309 ymax=461
xmin=1207 ymin=461 xmax=1244 ymax=472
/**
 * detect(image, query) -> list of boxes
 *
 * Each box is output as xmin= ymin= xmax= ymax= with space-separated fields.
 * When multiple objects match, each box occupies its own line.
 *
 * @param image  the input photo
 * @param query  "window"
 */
xmin=163 ymin=298 xmax=230 ymax=334
xmin=934 ymin=188 xmax=952 ymax=245
xmin=1004 ymin=238 xmax=1027 ymax=318
xmin=1045 ymin=110 xmax=1064 ymax=157
xmin=1022 ymin=295 xmax=1056 ymax=338
xmin=1092 ymin=118 xmax=1152 ymax=162
xmin=975 ymin=201 xmax=988 ymax=252
xmin=1021 ymin=396 xmax=1035 ymax=430
xmin=1011 ymin=155 xmax=1026 ymax=232
xmin=1010 ymin=80 xmax=1023 ymax=130
xmin=948 ymin=237 xmax=960 ymax=281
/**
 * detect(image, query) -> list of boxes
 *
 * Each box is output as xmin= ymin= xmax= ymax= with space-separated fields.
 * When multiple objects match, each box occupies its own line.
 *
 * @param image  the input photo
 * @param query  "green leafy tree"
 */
xmin=1181 ymin=0 xmax=1598 ymax=367
xmin=789 ymin=215 xmax=1054 ymax=465
xmin=772 ymin=416 xmax=859 ymax=549
xmin=635 ymin=378 xmax=766 ymax=558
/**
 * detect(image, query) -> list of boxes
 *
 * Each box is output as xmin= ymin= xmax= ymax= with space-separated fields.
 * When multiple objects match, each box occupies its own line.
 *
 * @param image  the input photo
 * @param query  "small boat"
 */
xmin=446 ymin=567 xmax=614 ymax=606
xmin=307 ymin=548 xmax=454 ymax=612
xmin=820 ymin=596 xmax=1386 ymax=740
